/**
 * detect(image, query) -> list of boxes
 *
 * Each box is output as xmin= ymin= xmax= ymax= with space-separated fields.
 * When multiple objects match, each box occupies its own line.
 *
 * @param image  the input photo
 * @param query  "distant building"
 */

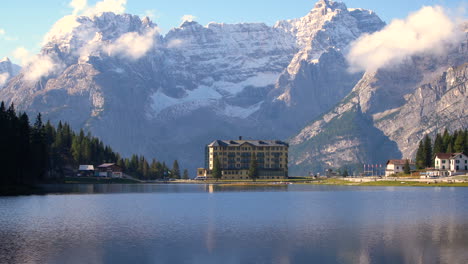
xmin=434 ymin=153 xmax=468 ymax=175
xmin=97 ymin=163 xmax=123 ymax=178
xmin=78 ymin=165 xmax=94 ymax=176
xmin=197 ymin=138 xmax=289 ymax=180
xmin=385 ymin=159 xmax=415 ymax=176
xmin=434 ymin=153 xmax=452 ymax=170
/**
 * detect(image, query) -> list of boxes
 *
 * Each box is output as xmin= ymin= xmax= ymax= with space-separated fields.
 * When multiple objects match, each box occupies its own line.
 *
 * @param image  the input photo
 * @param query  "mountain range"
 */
xmin=0 ymin=0 xmax=466 ymax=175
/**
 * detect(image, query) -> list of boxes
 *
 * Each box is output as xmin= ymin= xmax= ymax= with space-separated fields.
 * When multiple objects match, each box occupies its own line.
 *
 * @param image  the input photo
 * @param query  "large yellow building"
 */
xmin=197 ymin=138 xmax=289 ymax=180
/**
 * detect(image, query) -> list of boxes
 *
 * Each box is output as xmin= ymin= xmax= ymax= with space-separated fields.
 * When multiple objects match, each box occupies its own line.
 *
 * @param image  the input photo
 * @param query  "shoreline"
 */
xmin=3 ymin=177 xmax=468 ymax=196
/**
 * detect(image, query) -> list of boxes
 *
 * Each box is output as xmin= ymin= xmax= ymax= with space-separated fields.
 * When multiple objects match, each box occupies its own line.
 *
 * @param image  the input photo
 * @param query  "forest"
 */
xmin=0 ymin=102 xmax=188 ymax=188
xmin=415 ymin=129 xmax=468 ymax=169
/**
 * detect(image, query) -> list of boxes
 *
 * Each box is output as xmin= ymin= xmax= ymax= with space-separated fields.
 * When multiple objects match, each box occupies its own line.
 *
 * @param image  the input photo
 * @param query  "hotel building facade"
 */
xmin=197 ymin=138 xmax=289 ymax=180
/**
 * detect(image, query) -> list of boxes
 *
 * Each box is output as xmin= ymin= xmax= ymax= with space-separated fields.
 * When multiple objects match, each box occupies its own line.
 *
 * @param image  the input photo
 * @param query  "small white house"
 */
xmin=434 ymin=153 xmax=468 ymax=176
xmin=385 ymin=159 xmax=415 ymax=176
xmin=78 ymin=165 xmax=94 ymax=176
xmin=434 ymin=153 xmax=451 ymax=170
xmin=449 ymin=153 xmax=468 ymax=172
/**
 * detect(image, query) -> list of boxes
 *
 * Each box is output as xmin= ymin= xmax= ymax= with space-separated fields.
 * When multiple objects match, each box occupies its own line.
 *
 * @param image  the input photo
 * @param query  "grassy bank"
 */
xmin=305 ymin=178 xmax=468 ymax=187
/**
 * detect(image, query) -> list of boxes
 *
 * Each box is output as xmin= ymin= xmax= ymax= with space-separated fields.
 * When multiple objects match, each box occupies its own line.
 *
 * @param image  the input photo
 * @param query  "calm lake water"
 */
xmin=1 ymin=184 xmax=468 ymax=264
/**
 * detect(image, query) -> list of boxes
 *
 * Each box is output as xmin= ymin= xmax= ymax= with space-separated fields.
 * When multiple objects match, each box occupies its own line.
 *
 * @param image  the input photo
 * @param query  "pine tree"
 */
xmin=464 ymin=130 xmax=468 ymax=154
xmin=31 ymin=113 xmax=48 ymax=180
xmin=423 ymin=135 xmax=432 ymax=168
xmin=454 ymin=131 xmax=465 ymax=153
xmin=183 ymin=169 xmax=189 ymax=180
xmin=343 ymin=168 xmax=349 ymax=177
xmin=415 ymin=141 xmax=425 ymax=169
xmin=442 ymin=128 xmax=451 ymax=152
xmin=172 ymin=160 xmax=181 ymax=179
xmin=403 ymin=159 xmax=411 ymax=174
xmin=212 ymin=157 xmax=222 ymax=181
xmin=433 ymin=133 xmax=444 ymax=156
xmin=248 ymin=154 xmax=258 ymax=181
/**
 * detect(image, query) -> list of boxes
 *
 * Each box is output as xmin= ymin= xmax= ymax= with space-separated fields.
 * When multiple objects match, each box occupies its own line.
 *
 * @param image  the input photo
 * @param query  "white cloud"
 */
xmin=13 ymin=47 xmax=31 ymax=66
xmin=69 ymin=0 xmax=87 ymax=15
xmin=68 ymin=0 xmax=127 ymax=17
xmin=167 ymin=39 xmax=183 ymax=48
xmin=104 ymin=28 xmax=158 ymax=59
xmin=24 ymin=55 xmax=64 ymax=82
xmin=13 ymin=47 xmax=64 ymax=82
xmin=142 ymin=9 xmax=159 ymax=20
xmin=347 ymin=6 xmax=464 ymax=73
xmin=43 ymin=15 xmax=82 ymax=44
xmin=0 ymin=73 xmax=10 ymax=87
xmin=0 ymin=28 xmax=5 ymax=35
xmin=181 ymin=14 xmax=197 ymax=22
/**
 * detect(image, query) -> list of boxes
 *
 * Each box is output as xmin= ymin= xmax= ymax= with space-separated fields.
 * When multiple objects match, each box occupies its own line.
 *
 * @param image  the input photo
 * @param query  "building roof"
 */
xmin=386 ymin=159 xmax=415 ymax=165
xmin=98 ymin=163 xmax=117 ymax=168
xmin=435 ymin=153 xmax=467 ymax=159
xmin=79 ymin=165 xmax=94 ymax=171
xmin=435 ymin=153 xmax=453 ymax=159
xmin=208 ymin=139 xmax=289 ymax=147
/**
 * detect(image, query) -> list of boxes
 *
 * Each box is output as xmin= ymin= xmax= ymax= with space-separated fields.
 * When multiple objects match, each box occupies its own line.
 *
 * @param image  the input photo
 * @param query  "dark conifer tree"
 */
xmin=183 ymin=169 xmax=189 ymax=180
xmin=172 ymin=160 xmax=181 ymax=179
xmin=248 ymin=154 xmax=258 ymax=181
xmin=442 ymin=129 xmax=451 ymax=152
xmin=212 ymin=157 xmax=222 ymax=181
xmin=415 ymin=141 xmax=425 ymax=169
xmin=454 ymin=131 xmax=465 ymax=153
xmin=423 ymin=135 xmax=432 ymax=168
xmin=403 ymin=159 xmax=411 ymax=174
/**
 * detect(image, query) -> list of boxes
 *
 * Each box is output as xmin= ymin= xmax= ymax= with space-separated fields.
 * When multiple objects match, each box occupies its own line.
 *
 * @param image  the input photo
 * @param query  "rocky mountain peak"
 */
xmin=313 ymin=0 xmax=347 ymax=14
xmin=0 ymin=57 xmax=11 ymax=63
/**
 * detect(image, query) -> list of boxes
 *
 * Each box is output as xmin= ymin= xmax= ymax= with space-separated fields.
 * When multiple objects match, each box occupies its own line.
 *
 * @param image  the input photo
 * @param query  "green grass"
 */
xmin=358 ymin=181 xmax=468 ymax=187
xmin=63 ymin=177 xmax=141 ymax=184
xmin=302 ymin=178 xmax=468 ymax=187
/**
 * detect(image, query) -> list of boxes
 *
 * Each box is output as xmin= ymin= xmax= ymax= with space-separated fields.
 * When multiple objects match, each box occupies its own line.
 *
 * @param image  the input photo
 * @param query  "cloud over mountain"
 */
xmin=347 ymin=6 xmax=464 ymax=73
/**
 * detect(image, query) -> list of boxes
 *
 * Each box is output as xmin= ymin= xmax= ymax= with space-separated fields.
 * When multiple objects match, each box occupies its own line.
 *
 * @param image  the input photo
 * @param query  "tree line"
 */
xmin=0 ymin=102 xmax=188 ymax=186
xmin=415 ymin=129 xmax=468 ymax=169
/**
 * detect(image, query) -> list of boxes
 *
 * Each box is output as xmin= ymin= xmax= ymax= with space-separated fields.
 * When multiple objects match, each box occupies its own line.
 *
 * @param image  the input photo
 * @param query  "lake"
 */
xmin=1 ymin=184 xmax=467 ymax=264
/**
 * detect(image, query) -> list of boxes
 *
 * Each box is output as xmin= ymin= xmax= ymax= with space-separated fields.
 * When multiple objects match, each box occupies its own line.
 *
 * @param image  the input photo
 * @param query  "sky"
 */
xmin=0 ymin=0 xmax=466 ymax=64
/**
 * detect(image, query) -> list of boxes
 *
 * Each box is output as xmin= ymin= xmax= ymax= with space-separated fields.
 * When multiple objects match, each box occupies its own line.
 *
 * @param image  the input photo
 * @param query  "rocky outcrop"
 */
xmin=289 ymin=44 xmax=468 ymax=175
xmin=375 ymin=63 xmax=468 ymax=158
xmin=0 ymin=57 xmax=20 ymax=88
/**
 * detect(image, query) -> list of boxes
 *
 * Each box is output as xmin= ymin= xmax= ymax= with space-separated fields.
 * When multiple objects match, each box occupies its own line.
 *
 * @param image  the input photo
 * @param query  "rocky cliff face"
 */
xmin=0 ymin=57 xmax=20 ymax=88
xmin=258 ymin=1 xmax=385 ymax=136
xmin=375 ymin=63 xmax=468 ymax=159
xmin=289 ymin=38 xmax=468 ymax=175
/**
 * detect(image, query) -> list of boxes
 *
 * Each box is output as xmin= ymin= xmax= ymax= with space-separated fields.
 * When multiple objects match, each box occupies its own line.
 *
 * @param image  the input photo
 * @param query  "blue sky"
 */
xmin=0 ymin=0 xmax=465 ymax=64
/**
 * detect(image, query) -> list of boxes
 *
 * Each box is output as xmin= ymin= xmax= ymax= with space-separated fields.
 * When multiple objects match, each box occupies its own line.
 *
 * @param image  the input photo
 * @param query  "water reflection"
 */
xmin=1 ymin=186 xmax=468 ymax=263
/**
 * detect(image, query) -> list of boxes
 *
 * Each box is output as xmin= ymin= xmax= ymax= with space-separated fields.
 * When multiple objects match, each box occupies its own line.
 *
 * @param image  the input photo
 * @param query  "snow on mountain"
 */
xmin=254 ymin=0 xmax=385 ymax=138
xmin=151 ymin=21 xmax=297 ymax=119
xmin=3 ymin=0 xmax=442 ymax=176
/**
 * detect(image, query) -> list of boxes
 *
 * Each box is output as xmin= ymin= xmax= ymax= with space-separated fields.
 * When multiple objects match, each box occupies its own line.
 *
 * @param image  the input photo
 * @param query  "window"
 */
xmin=442 ymin=160 xmax=446 ymax=164
xmin=456 ymin=160 xmax=460 ymax=164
